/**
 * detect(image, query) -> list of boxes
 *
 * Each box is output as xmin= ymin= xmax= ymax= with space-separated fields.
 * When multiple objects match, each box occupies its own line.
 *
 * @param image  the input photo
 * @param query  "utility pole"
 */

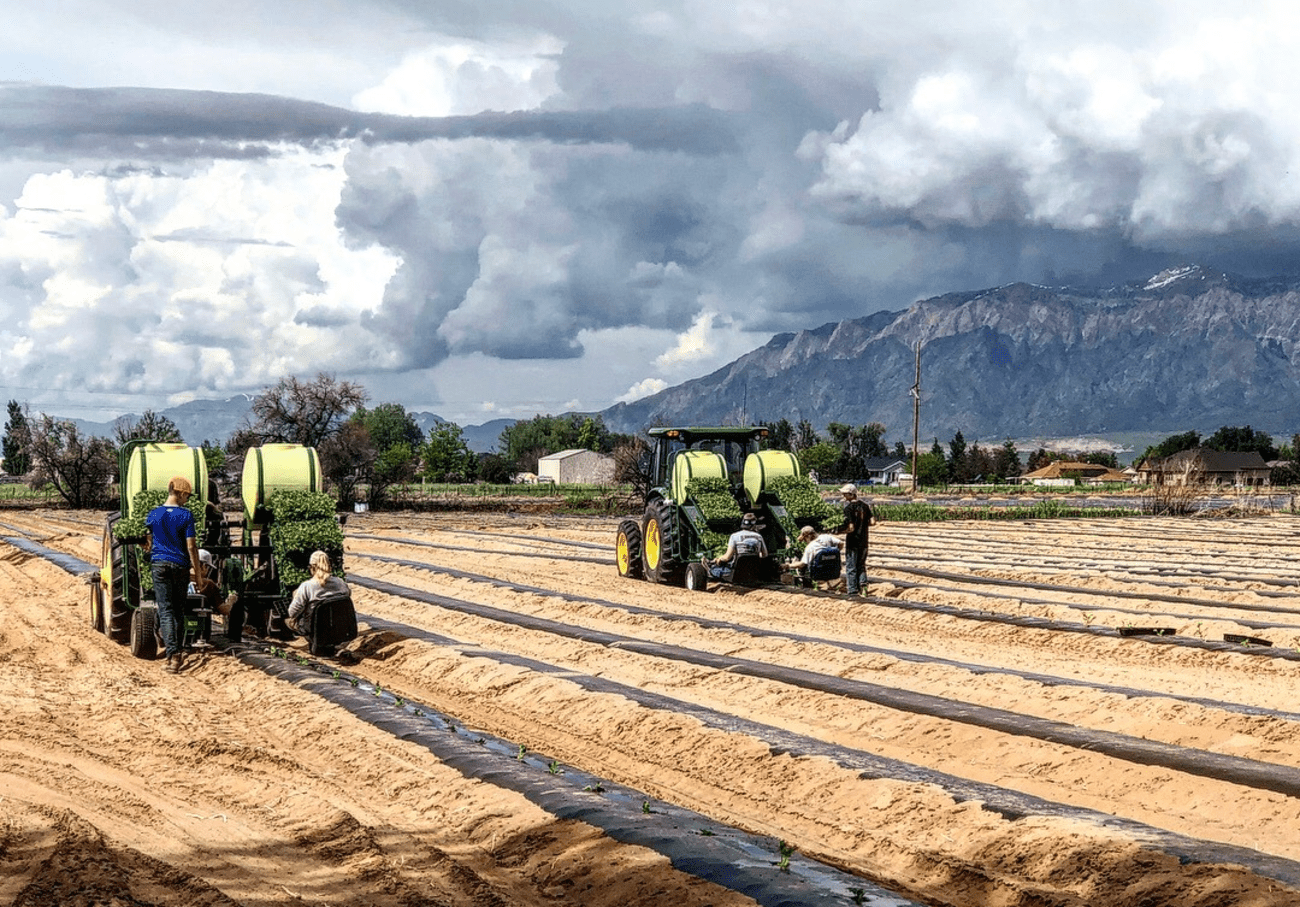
xmin=910 ymin=341 xmax=921 ymax=495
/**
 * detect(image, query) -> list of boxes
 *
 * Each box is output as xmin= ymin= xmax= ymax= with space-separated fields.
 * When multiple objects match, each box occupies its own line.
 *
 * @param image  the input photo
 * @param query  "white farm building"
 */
xmin=536 ymin=449 xmax=616 ymax=484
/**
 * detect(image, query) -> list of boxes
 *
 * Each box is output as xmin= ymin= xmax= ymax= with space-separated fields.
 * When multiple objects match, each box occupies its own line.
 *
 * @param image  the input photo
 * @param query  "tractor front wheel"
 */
xmin=615 ymin=519 xmax=644 ymax=579
xmin=89 ymin=581 xmax=106 ymax=633
xmin=642 ymin=499 xmax=684 ymax=585
xmin=685 ymin=561 xmax=709 ymax=592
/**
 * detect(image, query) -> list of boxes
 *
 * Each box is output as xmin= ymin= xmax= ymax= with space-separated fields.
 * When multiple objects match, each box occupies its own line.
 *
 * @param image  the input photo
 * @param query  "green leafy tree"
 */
xmin=892 ymin=440 xmax=907 ymax=461
xmin=354 ymin=402 xmax=424 ymax=452
xmin=318 ymin=421 xmax=373 ymax=508
xmin=422 ymin=422 xmax=477 ymax=483
xmin=499 ymin=413 xmax=615 ymax=468
xmin=915 ymin=449 xmax=948 ymax=487
xmin=114 ymin=409 xmax=182 ymax=445
xmin=370 ymin=441 xmax=418 ymax=507
xmin=3 ymin=400 xmax=32 ymax=476
xmin=993 ymin=439 xmax=1022 ymax=481
xmin=947 ymin=431 xmax=969 ymax=483
xmin=760 ymin=419 xmax=794 ymax=452
xmin=577 ymin=416 xmax=602 ymax=451
xmin=1138 ymin=430 xmax=1201 ymax=466
xmin=476 ymin=452 xmax=515 ymax=485
xmin=200 ymin=441 xmax=226 ymax=475
xmin=862 ymin=423 xmax=888 ymax=458
xmin=1203 ymin=425 xmax=1278 ymax=461
xmin=797 ymin=441 xmax=839 ymax=476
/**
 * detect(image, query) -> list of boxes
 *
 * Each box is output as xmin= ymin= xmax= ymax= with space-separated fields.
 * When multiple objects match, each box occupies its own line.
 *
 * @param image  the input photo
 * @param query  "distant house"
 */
xmin=1136 ymin=449 xmax=1270 ymax=487
xmin=1018 ymin=461 xmax=1129 ymax=486
xmin=863 ymin=457 xmax=907 ymax=486
xmin=536 ymin=449 xmax=616 ymax=485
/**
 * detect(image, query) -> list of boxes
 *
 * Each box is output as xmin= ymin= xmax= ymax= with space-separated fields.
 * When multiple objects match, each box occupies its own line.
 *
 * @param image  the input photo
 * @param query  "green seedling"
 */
xmin=350 ymin=678 xmax=359 ymax=687
xmin=777 ymin=840 xmax=794 ymax=872
xmin=696 ymin=828 xmax=714 ymax=836
xmin=393 ymin=697 xmax=405 ymax=707
xmin=548 ymin=760 xmax=563 ymax=775
xmin=641 ymin=800 xmax=654 ymax=814
xmin=584 ymin=781 xmax=606 ymax=793
xmin=475 ymin=737 xmax=486 ymax=745
xmin=849 ymin=887 xmax=867 ymax=905
xmin=413 ymin=709 xmax=424 ymax=717
xmin=516 ymin=744 xmax=529 ymax=761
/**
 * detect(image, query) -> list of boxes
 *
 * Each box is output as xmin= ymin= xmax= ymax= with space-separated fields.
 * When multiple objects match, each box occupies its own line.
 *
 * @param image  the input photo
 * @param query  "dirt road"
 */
xmin=4 ymin=508 xmax=1300 ymax=906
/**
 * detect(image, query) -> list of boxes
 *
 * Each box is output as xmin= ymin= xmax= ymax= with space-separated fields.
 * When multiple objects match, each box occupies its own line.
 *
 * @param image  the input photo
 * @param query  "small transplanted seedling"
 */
xmin=776 ymin=840 xmax=794 ymax=872
xmin=584 ymin=781 xmax=606 ymax=794
xmin=696 ymin=828 xmax=715 ymax=836
xmin=516 ymin=744 xmax=529 ymax=761
xmin=848 ymin=887 xmax=867 ymax=905
xmin=548 ymin=760 xmax=563 ymax=775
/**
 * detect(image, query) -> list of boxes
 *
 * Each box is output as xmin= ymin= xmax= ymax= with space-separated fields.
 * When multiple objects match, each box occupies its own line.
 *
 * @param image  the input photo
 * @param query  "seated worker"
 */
xmin=704 ymin=513 xmax=769 ymax=581
xmin=288 ymin=550 xmax=351 ymax=635
xmin=790 ymin=526 xmax=844 ymax=591
xmin=188 ymin=549 xmax=222 ymax=610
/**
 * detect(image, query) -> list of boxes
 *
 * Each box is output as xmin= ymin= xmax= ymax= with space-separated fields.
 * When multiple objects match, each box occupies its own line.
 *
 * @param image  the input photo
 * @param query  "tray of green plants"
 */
xmin=267 ymin=489 xmax=344 ymax=594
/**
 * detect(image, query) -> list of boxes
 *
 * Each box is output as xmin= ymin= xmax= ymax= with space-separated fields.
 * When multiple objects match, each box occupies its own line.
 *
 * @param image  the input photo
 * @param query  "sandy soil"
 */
xmin=5 ymin=507 xmax=1300 ymax=906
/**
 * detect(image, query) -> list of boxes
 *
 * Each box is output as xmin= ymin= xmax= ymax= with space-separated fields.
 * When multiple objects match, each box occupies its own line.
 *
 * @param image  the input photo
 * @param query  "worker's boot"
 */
xmin=166 ymin=653 xmax=182 ymax=673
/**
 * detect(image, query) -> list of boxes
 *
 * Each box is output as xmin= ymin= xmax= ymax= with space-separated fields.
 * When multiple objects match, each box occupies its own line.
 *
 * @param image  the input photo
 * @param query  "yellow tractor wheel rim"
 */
xmin=645 ymin=519 xmax=661 ymax=570
xmin=616 ymin=533 xmax=631 ymax=574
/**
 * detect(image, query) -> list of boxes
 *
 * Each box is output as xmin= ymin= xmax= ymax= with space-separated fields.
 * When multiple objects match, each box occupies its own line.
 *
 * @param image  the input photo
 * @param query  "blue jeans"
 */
xmin=152 ymin=562 xmax=189 ymax=657
xmin=845 ymin=545 xmax=866 ymax=595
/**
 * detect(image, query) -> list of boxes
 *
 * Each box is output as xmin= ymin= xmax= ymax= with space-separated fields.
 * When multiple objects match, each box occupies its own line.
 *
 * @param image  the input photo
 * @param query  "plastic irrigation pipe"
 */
xmin=348 ymin=532 xmax=614 ymax=565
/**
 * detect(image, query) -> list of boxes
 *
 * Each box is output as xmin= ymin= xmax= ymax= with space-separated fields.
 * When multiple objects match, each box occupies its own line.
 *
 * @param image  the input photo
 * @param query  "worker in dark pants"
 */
xmin=837 ymin=483 xmax=874 ymax=596
xmin=145 ymin=476 xmax=201 ymax=673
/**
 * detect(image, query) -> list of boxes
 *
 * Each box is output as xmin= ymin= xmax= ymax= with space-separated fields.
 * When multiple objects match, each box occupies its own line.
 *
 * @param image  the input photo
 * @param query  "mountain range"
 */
xmin=55 ymin=265 xmax=1300 ymax=453
xmin=600 ymin=265 xmax=1300 ymax=446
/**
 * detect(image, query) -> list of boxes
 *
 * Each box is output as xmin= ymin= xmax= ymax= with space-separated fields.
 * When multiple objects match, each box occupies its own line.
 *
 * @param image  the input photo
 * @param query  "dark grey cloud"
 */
xmin=0 ymin=84 xmax=740 ymax=158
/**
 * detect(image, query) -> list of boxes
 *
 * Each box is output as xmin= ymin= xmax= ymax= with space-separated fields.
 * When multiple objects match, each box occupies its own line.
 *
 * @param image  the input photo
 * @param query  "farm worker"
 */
xmin=288 ymin=550 xmax=351 ymax=635
xmin=705 ymin=512 xmax=768 ymax=581
xmin=144 ymin=476 xmax=201 ymax=674
xmin=837 ymin=483 xmax=874 ymax=596
xmin=791 ymin=526 xmax=844 ymax=591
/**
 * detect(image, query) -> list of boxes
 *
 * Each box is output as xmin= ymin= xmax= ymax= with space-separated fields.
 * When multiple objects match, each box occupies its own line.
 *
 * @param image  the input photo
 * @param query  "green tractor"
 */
xmin=91 ymin=439 xmax=343 ymax=659
xmin=615 ymin=426 xmax=823 ymax=592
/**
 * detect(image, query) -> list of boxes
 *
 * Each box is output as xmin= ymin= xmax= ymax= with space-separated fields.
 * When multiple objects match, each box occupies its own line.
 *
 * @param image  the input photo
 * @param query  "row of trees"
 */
xmin=1 ymin=375 xmax=635 ymax=509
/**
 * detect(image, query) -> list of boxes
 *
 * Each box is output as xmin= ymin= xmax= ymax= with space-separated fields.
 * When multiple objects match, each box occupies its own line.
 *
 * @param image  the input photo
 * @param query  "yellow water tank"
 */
xmin=670 ymin=450 xmax=727 ymax=504
xmin=743 ymin=450 xmax=801 ymax=507
xmin=124 ymin=443 xmax=208 ymax=518
xmin=242 ymin=443 xmax=323 ymax=528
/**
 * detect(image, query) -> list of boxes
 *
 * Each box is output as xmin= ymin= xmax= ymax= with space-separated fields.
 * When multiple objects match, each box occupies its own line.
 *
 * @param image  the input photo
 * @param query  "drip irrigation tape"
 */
xmin=352 ymin=613 xmax=1300 ymax=891
xmin=237 ymin=646 xmax=920 ymax=907
xmin=352 ymin=571 xmax=1300 ymax=800
xmin=437 ymin=528 xmax=613 ymax=552
xmin=354 ymin=551 xmax=1300 ymax=715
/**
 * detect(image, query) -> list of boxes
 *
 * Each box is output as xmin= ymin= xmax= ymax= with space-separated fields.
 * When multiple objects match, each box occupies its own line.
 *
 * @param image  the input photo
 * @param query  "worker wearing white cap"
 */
xmin=837 ymin=483 xmax=874 ymax=595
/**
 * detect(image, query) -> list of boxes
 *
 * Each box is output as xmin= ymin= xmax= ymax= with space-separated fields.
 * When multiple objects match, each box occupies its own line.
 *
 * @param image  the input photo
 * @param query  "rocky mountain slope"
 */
xmin=601 ymin=266 xmax=1300 ymax=443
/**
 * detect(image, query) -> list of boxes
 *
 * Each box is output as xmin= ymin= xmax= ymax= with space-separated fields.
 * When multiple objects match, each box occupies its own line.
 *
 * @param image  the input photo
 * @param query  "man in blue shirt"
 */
xmin=145 ymin=476 xmax=202 ymax=673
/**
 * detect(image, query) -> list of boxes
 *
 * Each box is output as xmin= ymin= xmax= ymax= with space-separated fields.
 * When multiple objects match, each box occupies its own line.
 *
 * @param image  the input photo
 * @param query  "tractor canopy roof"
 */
xmin=646 ymin=426 xmax=769 ymax=444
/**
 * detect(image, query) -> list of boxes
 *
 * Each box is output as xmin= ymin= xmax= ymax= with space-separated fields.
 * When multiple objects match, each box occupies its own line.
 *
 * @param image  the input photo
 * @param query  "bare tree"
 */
xmin=27 ymin=415 xmax=116 ymax=508
xmin=317 ymin=420 xmax=374 ymax=509
xmin=613 ymin=436 xmax=653 ymax=501
xmin=247 ymin=373 xmax=367 ymax=448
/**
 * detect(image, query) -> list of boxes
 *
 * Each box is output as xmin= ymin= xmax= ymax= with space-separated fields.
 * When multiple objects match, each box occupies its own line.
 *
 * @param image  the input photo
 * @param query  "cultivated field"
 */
xmin=3 ymin=507 xmax=1300 ymax=906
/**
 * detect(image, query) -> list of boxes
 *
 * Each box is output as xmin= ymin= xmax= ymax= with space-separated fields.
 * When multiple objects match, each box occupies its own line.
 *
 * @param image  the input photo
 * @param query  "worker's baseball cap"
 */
xmin=839 ymin=483 xmax=857 ymax=495
xmin=198 ymin=549 xmax=215 ymax=568
xmin=741 ymin=513 xmax=757 ymax=528
xmin=170 ymin=476 xmax=193 ymax=495
xmin=799 ymin=525 xmax=816 ymax=539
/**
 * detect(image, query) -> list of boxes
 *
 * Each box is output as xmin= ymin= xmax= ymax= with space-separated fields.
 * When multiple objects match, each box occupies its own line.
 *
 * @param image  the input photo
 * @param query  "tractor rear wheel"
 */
xmin=104 ymin=514 xmax=138 ymax=643
xmin=642 ymin=499 xmax=685 ymax=585
xmin=615 ymin=519 xmax=644 ymax=579
xmin=130 ymin=606 xmax=159 ymax=660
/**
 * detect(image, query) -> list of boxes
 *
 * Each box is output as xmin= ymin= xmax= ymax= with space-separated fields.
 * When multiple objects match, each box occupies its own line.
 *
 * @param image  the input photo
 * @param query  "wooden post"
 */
xmin=910 ymin=341 xmax=921 ymax=495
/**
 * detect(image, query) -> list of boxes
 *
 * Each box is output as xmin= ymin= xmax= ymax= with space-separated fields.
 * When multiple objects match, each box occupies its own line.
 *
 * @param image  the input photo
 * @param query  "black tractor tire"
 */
xmin=684 ymin=561 xmax=709 ymax=592
xmin=89 ymin=581 xmax=105 ymax=633
xmin=104 ymin=514 xmax=138 ymax=643
xmin=615 ymin=519 xmax=644 ymax=579
xmin=130 ymin=606 xmax=160 ymax=660
xmin=642 ymin=498 xmax=685 ymax=585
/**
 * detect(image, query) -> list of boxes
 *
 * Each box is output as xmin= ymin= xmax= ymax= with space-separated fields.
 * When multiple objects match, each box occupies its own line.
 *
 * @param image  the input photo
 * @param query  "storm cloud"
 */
xmin=4 ymin=1 xmax=1300 ymax=425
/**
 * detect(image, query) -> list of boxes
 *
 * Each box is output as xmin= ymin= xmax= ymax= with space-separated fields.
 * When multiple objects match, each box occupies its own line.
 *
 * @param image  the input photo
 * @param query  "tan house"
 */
xmin=1018 ymin=460 xmax=1129 ymax=486
xmin=536 ymin=449 xmax=616 ymax=484
xmin=1136 ymin=449 xmax=1270 ymax=487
